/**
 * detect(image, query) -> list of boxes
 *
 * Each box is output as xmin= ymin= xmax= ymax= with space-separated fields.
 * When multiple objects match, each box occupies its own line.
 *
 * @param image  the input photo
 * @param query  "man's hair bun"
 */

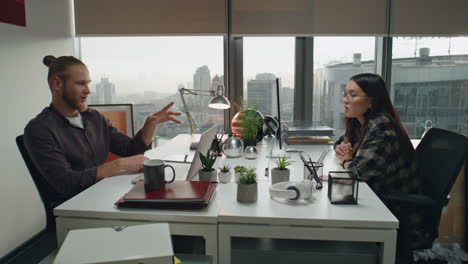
xmin=43 ymin=55 xmax=57 ymax=67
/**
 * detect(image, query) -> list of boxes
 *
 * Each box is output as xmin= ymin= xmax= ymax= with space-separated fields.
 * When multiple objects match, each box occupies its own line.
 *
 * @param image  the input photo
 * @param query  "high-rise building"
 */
xmin=96 ymin=77 xmax=116 ymax=104
xmin=87 ymin=92 xmax=100 ymax=105
xmin=192 ymin=65 xmax=212 ymax=111
xmin=193 ymin=65 xmax=211 ymax=91
xmin=211 ymin=74 xmax=224 ymax=90
xmin=247 ymin=73 xmax=277 ymax=116
xmin=316 ymin=50 xmax=468 ymax=138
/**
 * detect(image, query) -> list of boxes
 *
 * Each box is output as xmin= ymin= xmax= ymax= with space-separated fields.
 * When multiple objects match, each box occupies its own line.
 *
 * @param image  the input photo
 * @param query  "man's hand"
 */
xmin=335 ymin=142 xmax=352 ymax=159
xmin=140 ymin=102 xmax=182 ymax=146
xmin=120 ymin=154 xmax=149 ymax=173
xmin=146 ymin=101 xmax=182 ymax=126
xmin=96 ymin=154 xmax=149 ymax=181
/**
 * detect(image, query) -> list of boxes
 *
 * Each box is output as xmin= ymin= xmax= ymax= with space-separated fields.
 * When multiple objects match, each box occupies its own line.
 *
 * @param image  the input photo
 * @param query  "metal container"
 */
xmin=244 ymin=146 xmax=258 ymax=159
xmin=222 ymin=133 xmax=244 ymax=158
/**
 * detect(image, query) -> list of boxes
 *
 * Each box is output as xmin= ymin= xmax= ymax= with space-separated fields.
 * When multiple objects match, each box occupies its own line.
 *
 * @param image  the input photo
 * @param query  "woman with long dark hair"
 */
xmin=335 ymin=73 xmax=419 ymax=195
xmin=334 ymin=73 xmax=430 ymax=253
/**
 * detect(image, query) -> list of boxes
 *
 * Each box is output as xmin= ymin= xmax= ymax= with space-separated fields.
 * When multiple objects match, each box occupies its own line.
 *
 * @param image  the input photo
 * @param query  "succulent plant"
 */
xmin=234 ymin=165 xmax=248 ymax=173
xmin=219 ymin=164 xmax=231 ymax=173
xmin=199 ymin=150 xmax=217 ymax=172
xmin=238 ymin=168 xmax=257 ymax=184
xmin=274 ymin=156 xmax=293 ymax=170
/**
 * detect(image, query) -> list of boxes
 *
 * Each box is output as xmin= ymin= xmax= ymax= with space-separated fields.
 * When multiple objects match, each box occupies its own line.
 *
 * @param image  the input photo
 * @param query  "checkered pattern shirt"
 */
xmin=346 ymin=114 xmax=420 ymax=196
xmin=337 ymin=114 xmax=431 ymax=250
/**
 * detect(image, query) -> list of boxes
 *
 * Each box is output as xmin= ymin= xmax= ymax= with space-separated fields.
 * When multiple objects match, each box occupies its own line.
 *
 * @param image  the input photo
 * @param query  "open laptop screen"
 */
xmin=185 ymin=126 xmax=217 ymax=181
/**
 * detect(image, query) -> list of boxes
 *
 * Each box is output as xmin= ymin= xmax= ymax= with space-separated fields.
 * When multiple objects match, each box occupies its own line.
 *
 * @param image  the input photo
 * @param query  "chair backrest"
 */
xmin=16 ymin=135 xmax=57 ymax=231
xmin=89 ymin=104 xmax=135 ymax=161
xmin=416 ymin=128 xmax=468 ymax=206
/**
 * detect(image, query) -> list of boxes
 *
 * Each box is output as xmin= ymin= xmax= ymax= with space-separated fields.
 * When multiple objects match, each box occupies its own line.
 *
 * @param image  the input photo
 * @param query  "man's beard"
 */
xmin=63 ymin=88 xmax=87 ymax=112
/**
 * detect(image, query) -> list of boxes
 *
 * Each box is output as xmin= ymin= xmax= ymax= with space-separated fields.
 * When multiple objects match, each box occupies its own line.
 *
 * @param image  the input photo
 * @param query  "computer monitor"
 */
xmin=275 ymin=78 xmax=282 ymax=150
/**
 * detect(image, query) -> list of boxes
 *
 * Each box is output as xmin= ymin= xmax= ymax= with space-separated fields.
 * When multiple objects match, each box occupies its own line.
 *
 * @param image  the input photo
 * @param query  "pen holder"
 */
xmin=303 ymin=162 xmax=323 ymax=179
xmin=328 ymin=171 xmax=359 ymax=204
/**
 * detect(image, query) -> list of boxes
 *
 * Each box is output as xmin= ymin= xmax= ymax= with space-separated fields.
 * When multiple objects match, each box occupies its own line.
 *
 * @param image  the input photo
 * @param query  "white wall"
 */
xmin=0 ymin=0 xmax=74 ymax=257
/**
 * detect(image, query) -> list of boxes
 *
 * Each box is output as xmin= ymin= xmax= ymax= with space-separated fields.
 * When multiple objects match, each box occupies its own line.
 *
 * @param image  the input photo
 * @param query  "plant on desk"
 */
xmin=218 ymin=164 xmax=231 ymax=184
xmin=237 ymin=168 xmax=258 ymax=203
xmin=241 ymin=109 xmax=264 ymax=147
xmin=234 ymin=165 xmax=248 ymax=183
xmin=271 ymin=156 xmax=293 ymax=185
xmin=199 ymin=150 xmax=217 ymax=181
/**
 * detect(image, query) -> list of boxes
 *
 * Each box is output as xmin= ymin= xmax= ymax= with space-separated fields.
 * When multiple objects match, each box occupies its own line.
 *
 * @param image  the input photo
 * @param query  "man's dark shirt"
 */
xmin=24 ymin=104 xmax=149 ymax=205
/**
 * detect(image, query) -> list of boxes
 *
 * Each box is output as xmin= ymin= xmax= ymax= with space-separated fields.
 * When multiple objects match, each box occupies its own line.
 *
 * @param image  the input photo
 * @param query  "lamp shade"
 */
xmin=208 ymin=85 xmax=230 ymax=109
xmin=208 ymin=96 xmax=230 ymax=109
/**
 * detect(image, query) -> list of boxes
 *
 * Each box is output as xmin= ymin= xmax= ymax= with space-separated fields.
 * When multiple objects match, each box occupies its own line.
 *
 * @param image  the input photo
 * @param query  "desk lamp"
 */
xmin=179 ymin=85 xmax=230 ymax=148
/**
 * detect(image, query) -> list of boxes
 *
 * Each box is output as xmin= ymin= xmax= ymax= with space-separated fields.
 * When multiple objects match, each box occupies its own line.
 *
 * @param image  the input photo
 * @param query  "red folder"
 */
xmin=115 ymin=180 xmax=217 ymax=209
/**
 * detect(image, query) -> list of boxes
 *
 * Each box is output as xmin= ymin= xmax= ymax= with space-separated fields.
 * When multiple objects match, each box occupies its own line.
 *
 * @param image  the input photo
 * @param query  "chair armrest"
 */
xmin=382 ymin=192 xmax=435 ymax=208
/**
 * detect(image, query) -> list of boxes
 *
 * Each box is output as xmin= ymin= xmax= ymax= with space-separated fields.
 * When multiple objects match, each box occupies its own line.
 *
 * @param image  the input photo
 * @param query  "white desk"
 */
xmin=54 ymin=134 xmax=398 ymax=264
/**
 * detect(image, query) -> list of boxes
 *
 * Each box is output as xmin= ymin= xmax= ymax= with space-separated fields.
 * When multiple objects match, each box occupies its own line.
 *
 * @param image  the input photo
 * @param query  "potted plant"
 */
xmin=237 ymin=168 xmax=257 ymax=203
xmin=199 ymin=150 xmax=217 ymax=181
xmin=271 ymin=156 xmax=293 ymax=184
xmin=218 ymin=164 xmax=232 ymax=184
xmin=234 ymin=165 xmax=248 ymax=183
xmin=241 ymin=109 xmax=264 ymax=147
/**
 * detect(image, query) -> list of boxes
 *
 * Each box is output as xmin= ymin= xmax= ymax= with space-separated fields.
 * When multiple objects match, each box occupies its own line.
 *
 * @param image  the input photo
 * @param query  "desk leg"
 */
xmin=380 ymin=229 xmax=397 ymax=264
xmin=218 ymin=225 xmax=232 ymax=264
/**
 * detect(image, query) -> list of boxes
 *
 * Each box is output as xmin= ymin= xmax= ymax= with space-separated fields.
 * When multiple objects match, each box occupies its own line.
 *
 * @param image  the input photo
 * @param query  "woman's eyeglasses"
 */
xmin=342 ymin=91 xmax=368 ymax=101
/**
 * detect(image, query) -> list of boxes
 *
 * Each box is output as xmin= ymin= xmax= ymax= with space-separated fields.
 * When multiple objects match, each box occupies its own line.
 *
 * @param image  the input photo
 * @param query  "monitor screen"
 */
xmin=275 ymin=78 xmax=282 ymax=149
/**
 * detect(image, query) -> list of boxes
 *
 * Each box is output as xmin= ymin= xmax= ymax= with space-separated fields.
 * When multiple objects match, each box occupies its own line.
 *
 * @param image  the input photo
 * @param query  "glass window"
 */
xmin=313 ymin=37 xmax=376 ymax=138
xmin=80 ymin=36 xmax=224 ymax=143
xmin=243 ymin=37 xmax=295 ymax=122
xmin=391 ymin=37 xmax=468 ymax=138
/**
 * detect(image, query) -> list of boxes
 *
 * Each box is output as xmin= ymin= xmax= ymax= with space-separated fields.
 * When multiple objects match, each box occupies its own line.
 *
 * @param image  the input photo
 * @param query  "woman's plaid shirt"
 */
xmin=337 ymin=114 xmax=431 ymax=250
xmin=346 ymin=114 xmax=420 ymax=196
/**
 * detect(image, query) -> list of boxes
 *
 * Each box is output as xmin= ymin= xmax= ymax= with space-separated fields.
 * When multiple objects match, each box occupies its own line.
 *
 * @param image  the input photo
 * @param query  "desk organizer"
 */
xmin=303 ymin=161 xmax=324 ymax=179
xmin=328 ymin=171 xmax=359 ymax=204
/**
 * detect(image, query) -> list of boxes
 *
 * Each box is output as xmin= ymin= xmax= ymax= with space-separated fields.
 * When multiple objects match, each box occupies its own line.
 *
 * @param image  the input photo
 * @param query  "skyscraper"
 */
xmin=96 ymin=77 xmax=116 ymax=104
xmin=211 ymin=74 xmax=224 ymax=90
xmin=247 ymin=73 xmax=277 ymax=116
xmin=193 ymin=65 xmax=211 ymax=91
xmin=316 ymin=50 xmax=468 ymax=138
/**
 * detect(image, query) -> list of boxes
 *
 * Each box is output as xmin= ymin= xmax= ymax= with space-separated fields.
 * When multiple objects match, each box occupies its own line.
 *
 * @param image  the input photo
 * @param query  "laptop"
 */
xmin=132 ymin=126 xmax=217 ymax=183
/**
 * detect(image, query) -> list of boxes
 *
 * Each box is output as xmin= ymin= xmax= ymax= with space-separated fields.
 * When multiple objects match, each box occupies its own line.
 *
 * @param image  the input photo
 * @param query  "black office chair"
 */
xmin=16 ymin=135 xmax=58 ymax=232
xmin=383 ymin=128 xmax=468 ymax=261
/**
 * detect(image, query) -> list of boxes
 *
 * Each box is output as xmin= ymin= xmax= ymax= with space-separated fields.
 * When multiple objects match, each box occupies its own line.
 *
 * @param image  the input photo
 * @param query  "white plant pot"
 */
xmin=199 ymin=170 xmax=216 ymax=181
xmin=271 ymin=168 xmax=290 ymax=184
xmin=218 ymin=171 xmax=232 ymax=183
xmin=237 ymin=183 xmax=258 ymax=203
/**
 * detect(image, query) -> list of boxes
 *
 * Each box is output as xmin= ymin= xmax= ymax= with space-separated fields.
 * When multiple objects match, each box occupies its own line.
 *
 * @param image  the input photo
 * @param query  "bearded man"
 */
xmin=24 ymin=55 xmax=181 ymax=206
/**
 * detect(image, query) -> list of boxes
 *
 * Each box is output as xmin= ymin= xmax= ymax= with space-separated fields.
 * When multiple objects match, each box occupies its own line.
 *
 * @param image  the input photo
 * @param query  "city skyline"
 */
xmin=81 ymin=36 xmax=468 ymax=96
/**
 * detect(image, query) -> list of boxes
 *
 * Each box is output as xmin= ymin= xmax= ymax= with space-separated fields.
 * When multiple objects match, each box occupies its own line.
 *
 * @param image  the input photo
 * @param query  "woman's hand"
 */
xmin=335 ymin=142 xmax=352 ymax=159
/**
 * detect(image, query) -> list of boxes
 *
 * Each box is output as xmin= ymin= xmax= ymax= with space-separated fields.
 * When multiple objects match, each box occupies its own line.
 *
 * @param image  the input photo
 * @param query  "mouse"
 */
xmin=285 ymin=148 xmax=303 ymax=153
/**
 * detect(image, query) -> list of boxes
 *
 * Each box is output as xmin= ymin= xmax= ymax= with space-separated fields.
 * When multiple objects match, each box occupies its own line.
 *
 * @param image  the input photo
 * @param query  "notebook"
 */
xmin=116 ymin=180 xmax=217 ymax=209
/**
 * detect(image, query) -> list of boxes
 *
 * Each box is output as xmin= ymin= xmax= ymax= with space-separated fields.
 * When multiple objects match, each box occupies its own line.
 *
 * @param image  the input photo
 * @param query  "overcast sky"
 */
xmin=80 ymin=36 xmax=468 ymax=95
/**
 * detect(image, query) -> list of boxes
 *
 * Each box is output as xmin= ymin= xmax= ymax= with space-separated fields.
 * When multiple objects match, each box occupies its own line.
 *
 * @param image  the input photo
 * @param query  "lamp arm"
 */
xmin=179 ymin=89 xmax=197 ymax=134
xmin=179 ymin=88 xmax=215 ymax=96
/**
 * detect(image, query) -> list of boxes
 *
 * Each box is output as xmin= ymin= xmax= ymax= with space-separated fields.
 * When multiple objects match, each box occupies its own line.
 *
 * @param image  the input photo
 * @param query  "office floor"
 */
xmin=2 ymin=231 xmax=57 ymax=264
